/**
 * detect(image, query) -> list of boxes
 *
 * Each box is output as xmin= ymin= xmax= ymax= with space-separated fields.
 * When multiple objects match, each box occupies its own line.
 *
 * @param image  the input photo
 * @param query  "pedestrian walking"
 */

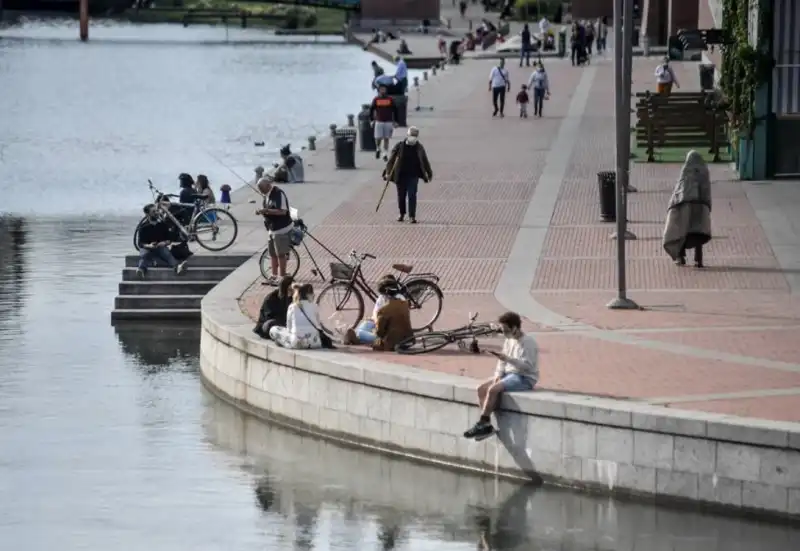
xmin=488 ymin=59 xmax=510 ymax=117
xmin=655 ymin=56 xmax=680 ymax=95
xmin=382 ymin=127 xmax=433 ymax=224
xmin=527 ymin=62 xmax=550 ymax=117
xmin=370 ymin=84 xmax=398 ymax=161
xmin=516 ymin=85 xmax=529 ymax=118
xmin=662 ymin=150 xmax=711 ymax=268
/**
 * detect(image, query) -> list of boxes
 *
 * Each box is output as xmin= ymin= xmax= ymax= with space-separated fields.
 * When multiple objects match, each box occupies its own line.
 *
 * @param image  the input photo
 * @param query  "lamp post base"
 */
xmin=607 ymin=296 xmax=641 ymax=310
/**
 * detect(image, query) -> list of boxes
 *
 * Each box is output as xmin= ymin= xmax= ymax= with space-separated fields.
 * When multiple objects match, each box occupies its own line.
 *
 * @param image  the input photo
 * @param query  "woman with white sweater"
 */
xmin=269 ymin=283 xmax=322 ymax=349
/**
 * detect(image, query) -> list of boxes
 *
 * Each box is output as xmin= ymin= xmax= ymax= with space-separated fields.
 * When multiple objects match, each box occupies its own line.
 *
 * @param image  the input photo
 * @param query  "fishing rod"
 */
xmin=205 ymin=149 xmax=267 ymax=196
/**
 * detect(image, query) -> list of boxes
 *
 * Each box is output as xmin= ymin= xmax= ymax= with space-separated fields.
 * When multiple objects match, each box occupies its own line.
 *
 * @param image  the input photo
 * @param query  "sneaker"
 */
xmin=343 ymin=328 xmax=358 ymax=345
xmin=175 ymin=261 xmax=187 ymax=275
xmin=136 ymin=268 xmax=146 ymax=280
xmin=463 ymin=420 xmax=494 ymax=440
xmin=375 ymin=150 xmax=381 ymax=160
xmin=261 ymin=275 xmax=278 ymax=286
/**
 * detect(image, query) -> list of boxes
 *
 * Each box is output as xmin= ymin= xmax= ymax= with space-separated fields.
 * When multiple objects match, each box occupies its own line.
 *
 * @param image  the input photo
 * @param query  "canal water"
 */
xmin=1 ymin=18 xmax=799 ymax=551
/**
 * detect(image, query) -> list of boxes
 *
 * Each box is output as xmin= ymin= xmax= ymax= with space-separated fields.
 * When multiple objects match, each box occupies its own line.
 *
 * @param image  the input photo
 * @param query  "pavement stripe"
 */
xmin=495 ymin=66 xmax=598 ymax=331
xmin=645 ymin=386 xmax=800 ymax=404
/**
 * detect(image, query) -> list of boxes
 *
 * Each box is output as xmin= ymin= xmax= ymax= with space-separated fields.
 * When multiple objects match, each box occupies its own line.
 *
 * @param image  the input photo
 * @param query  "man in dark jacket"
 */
xmin=253 ymin=275 xmax=294 ymax=338
xmin=382 ymin=126 xmax=433 ymax=224
xmin=136 ymin=204 xmax=188 ymax=279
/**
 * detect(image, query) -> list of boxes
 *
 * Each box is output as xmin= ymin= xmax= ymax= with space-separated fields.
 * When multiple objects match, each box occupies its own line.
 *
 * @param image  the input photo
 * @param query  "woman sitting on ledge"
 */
xmin=269 ymin=283 xmax=322 ymax=350
xmin=343 ymin=276 xmax=411 ymax=350
xmin=253 ymin=275 xmax=294 ymax=339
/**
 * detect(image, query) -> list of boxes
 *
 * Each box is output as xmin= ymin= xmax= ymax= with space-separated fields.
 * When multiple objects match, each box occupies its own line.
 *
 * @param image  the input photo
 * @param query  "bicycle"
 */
xmin=315 ymin=250 xmax=444 ymax=334
xmin=394 ymin=312 xmax=501 ymax=355
xmin=133 ymin=180 xmax=239 ymax=252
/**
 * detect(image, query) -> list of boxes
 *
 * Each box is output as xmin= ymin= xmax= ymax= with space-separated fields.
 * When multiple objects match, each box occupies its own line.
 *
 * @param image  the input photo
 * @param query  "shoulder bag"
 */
xmin=297 ymin=304 xmax=336 ymax=349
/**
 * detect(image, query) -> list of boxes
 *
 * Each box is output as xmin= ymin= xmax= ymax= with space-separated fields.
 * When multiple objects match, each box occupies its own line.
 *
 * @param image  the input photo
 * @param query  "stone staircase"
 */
xmin=111 ymin=253 xmax=252 ymax=321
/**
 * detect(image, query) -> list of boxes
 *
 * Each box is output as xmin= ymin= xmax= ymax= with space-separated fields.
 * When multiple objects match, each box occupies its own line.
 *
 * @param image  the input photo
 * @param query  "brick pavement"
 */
xmin=239 ymin=55 xmax=800 ymax=424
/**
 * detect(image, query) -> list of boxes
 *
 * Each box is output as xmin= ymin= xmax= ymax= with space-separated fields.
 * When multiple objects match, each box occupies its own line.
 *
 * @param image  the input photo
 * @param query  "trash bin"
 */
xmin=391 ymin=94 xmax=408 ymax=127
xmin=557 ymin=30 xmax=567 ymax=58
xmin=699 ymin=64 xmax=715 ymax=91
xmin=334 ymin=128 xmax=357 ymax=169
xmin=597 ymin=171 xmax=616 ymax=222
xmin=357 ymin=104 xmax=376 ymax=152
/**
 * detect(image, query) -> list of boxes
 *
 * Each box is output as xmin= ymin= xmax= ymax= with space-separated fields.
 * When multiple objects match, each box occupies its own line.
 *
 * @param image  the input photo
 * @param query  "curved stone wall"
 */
xmin=202 ymin=256 xmax=800 ymax=519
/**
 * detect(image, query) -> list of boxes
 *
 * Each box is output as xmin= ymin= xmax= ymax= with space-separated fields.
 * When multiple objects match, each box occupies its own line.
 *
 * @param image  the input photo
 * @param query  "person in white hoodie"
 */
xmin=463 ymin=311 xmax=539 ymax=441
xmin=269 ymin=283 xmax=322 ymax=349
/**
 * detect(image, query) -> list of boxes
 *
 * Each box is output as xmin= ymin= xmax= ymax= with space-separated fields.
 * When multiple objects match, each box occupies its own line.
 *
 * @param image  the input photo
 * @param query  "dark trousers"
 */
xmin=491 ymin=86 xmax=506 ymax=115
xmin=571 ymin=44 xmax=579 ymax=65
xmin=396 ymin=176 xmax=419 ymax=218
xmin=533 ymin=88 xmax=545 ymax=116
xmin=519 ymin=45 xmax=531 ymax=66
xmin=138 ymin=245 xmax=178 ymax=270
xmin=679 ymin=244 xmax=703 ymax=265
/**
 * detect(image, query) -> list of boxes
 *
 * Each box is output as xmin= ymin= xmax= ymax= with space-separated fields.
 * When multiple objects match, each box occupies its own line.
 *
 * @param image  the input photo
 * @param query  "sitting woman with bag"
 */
xmin=269 ymin=283 xmax=323 ymax=349
xmin=253 ymin=275 xmax=294 ymax=339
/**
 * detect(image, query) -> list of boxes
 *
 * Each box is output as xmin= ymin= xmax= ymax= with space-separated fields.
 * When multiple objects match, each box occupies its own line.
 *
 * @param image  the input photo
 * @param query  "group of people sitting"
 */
xmin=254 ymin=274 xmax=413 ymax=351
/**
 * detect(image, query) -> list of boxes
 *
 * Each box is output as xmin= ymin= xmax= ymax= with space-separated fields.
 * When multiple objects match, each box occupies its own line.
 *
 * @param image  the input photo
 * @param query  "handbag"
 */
xmin=297 ymin=304 xmax=336 ymax=349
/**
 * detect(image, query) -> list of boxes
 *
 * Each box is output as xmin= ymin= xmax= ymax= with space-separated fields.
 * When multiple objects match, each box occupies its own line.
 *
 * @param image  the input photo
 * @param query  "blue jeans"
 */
xmin=519 ymin=45 xmax=531 ymax=66
xmin=396 ymin=176 xmax=419 ymax=219
xmin=533 ymin=88 xmax=545 ymax=116
xmin=355 ymin=320 xmax=377 ymax=344
xmin=499 ymin=373 xmax=535 ymax=392
xmin=138 ymin=245 xmax=178 ymax=270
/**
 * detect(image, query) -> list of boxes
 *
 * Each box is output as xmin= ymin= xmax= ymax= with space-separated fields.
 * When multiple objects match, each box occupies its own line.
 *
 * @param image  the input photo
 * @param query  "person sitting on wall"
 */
xmin=342 ymin=276 xmax=409 ymax=348
xmin=269 ymin=283 xmax=323 ymax=349
xmin=253 ymin=275 xmax=294 ymax=339
xmin=135 ymin=203 xmax=188 ymax=279
xmin=397 ymin=39 xmax=412 ymax=56
xmin=449 ymin=40 xmax=462 ymax=64
xmin=273 ymin=145 xmax=304 ymax=184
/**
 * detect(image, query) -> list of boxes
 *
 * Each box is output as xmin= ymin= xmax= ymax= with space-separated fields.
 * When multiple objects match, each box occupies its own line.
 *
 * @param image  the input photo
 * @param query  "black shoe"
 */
xmin=410 ymin=218 xmax=417 ymax=224
xmin=492 ymin=109 xmax=498 ymax=117
xmin=375 ymin=150 xmax=381 ymax=159
xmin=397 ymin=215 xmax=405 ymax=222
xmin=463 ymin=421 xmax=494 ymax=440
xmin=676 ymin=257 xmax=686 ymax=266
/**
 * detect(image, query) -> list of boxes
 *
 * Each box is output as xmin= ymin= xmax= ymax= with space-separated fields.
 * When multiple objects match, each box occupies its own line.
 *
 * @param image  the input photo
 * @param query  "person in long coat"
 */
xmin=662 ymin=150 xmax=712 ymax=267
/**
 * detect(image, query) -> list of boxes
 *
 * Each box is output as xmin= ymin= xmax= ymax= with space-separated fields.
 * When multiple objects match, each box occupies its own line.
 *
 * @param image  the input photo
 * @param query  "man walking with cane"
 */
xmin=380 ymin=127 xmax=433 ymax=224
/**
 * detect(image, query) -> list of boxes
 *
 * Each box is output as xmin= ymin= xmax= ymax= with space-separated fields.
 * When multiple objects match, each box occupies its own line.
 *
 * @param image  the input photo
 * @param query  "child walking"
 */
xmin=516 ymin=84 xmax=530 ymax=118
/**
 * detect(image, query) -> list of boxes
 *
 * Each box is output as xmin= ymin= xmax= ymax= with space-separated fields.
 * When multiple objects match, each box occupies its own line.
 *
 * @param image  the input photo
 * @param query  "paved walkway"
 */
xmin=239 ymin=55 xmax=800 ymax=424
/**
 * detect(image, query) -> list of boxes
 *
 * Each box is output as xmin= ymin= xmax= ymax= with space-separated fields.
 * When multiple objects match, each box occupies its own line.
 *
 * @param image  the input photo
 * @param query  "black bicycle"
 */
xmin=394 ymin=312 xmax=501 ymax=355
xmin=133 ymin=180 xmax=238 ymax=252
xmin=316 ymin=250 xmax=444 ymax=334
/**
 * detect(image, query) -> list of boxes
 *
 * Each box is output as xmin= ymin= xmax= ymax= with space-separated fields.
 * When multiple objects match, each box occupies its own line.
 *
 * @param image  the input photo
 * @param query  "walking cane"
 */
xmin=375 ymin=179 xmax=391 ymax=212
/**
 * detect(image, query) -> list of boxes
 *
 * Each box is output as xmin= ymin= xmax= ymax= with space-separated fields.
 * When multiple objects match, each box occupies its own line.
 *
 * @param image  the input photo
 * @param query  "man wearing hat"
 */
xmin=382 ymin=126 xmax=433 ymax=224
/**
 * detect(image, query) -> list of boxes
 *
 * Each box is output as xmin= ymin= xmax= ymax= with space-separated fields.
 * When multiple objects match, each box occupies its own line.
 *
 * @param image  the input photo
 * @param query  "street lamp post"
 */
xmin=607 ymin=0 xmax=640 ymax=310
xmin=79 ymin=0 xmax=89 ymax=42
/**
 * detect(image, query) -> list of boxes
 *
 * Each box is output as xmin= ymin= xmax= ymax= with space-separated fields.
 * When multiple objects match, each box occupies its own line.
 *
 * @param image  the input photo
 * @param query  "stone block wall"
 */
xmin=200 ymin=315 xmax=800 ymax=519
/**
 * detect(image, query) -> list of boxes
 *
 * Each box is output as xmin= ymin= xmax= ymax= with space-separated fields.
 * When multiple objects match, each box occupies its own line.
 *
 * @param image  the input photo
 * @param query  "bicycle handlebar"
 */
xmin=349 ymin=250 xmax=376 ymax=261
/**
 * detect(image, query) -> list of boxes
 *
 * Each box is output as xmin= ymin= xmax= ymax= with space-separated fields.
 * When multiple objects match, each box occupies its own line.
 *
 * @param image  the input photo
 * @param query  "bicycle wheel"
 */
xmin=403 ymin=279 xmax=444 ymax=331
xmin=395 ymin=332 xmax=451 ymax=355
xmin=450 ymin=323 xmax=499 ymax=340
xmin=192 ymin=208 xmax=238 ymax=252
xmin=316 ymin=281 xmax=365 ymax=334
xmin=259 ymin=246 xmax=300 ymax=281
xmin=132 ymin=216 xmax=147 ymax=251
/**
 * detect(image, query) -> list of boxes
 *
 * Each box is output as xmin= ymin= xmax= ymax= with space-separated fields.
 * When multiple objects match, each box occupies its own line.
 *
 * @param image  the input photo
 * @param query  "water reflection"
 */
xmin=205 ymin=394 xmax=800 ymax=551
xmin=0 ymin=216 xmax=26 ymax=323
xmin=114 ymin=321 xmax=201 ymax=370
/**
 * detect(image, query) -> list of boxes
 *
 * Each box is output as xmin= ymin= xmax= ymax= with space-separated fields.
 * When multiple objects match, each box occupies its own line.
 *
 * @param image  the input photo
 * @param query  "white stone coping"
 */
xmin=202 ymin=254 xmax=800 ymax=453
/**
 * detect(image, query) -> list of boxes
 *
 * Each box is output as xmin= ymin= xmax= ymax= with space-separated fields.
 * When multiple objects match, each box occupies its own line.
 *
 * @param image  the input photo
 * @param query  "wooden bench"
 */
xmin=634 ymin=91 xmax=729 ymax=162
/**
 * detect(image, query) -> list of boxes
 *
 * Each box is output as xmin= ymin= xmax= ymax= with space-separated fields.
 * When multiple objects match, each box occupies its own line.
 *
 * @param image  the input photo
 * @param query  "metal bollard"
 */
xmin=423 ymin=71 xmax=428 ymax=81
xmin=329 ymin=123 xmax=337 ymax=138
xmin=432 ymin=66 xmax=437 ymax=75
xmin=413 ymin=76 xmax=419 ymax=88
xmin=346 ymin=114 xmax=355 ymax=127
xmin=447 ymin=18 xmax=451 ymax=29
xmin=469 ymin=20 xmax=473 ymax=31
xmin=308 ymin=136 xmax=316 ymax=151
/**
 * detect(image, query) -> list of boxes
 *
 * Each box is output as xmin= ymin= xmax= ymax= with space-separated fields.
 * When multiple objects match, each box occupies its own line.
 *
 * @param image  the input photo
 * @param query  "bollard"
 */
xmin=469 ymin=20 xmax=473 ymax=31
xmin=308 ymin=136 xmax=316 ymax=151
xmin=447 ymin=18 xmax=452 ymax=29
xmin=329 ymin=123 xmax=337 ymax=138
xmin=413 ymin=76 xmax=419 ymax=88
xmin=347 ymin=114 xmax=355 ymax=127
xmin=432 ymin=66 xmax=437 ymax=76
xmin=423 ymin=71 xmax=428 ymax=81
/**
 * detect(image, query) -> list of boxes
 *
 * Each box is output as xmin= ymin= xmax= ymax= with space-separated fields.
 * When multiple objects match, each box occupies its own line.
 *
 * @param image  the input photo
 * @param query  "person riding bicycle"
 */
xmin=463 ymin=311 xmax=538 ymax=441
xmin=343 ymin=275 xmax=412 ymax=350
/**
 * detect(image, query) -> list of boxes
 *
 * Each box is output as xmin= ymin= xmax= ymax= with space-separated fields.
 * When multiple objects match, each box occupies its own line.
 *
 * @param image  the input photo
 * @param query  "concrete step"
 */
xmin=121 ymin=267 xmax=234 ymax=282
xmin=119 ymin=281 xmax=217 ymax=296
xmin=114 ymin=294 xmax=204 ymax=310
xmin=110 ymin=308 xmax=201 ymax=321
xmin=124 ymin=253 xmax=252 ymax=268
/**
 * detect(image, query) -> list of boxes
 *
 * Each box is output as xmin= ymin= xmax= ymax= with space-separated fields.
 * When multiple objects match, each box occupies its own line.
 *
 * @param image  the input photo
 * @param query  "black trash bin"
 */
xmin=557 ymin=30 xmax=567 ymax=58
xmin=597 ymin=171 xmax=616 ymax=222
xmin=357 ymin=104 xmax=376 ymax=152
xmin=699 ymin=64 xmax=715 ymax=91
xmin=391 ymin=94 xmax=408 ymax=127
xmin=334 ymin=128 xmax=357 ymax=169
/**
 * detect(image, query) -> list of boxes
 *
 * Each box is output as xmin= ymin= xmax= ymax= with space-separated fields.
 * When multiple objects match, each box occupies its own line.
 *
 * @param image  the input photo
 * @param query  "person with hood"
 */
xmin=253 ymin=275 xmax=294 ymax=338
xmin=527 ymin=62 xmax=550 ymax=118
xmin=662 ymin=150 xmax=712 ymax=268
xmin=382 ymin=126 xmax=433 ymax=223
xmin=275 ymin=145 xmax=304 ymax=184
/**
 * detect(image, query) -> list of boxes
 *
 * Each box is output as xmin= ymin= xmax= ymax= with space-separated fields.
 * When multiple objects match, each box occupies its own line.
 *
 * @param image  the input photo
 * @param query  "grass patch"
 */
xmin=122 ymin=1 xmax=346 ymax=33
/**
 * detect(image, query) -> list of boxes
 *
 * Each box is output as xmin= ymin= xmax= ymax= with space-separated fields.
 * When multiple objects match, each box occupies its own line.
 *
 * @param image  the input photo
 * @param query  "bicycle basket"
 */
xmin=289 ymin=226 xmax=304 ymax=246
xmin=330 ymin=262 xmax=355 ymax=281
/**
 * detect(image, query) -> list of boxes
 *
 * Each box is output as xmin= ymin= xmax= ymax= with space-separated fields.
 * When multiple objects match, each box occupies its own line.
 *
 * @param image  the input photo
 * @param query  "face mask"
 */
xmin=406 ymin=136 xmax=418 ymax=145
